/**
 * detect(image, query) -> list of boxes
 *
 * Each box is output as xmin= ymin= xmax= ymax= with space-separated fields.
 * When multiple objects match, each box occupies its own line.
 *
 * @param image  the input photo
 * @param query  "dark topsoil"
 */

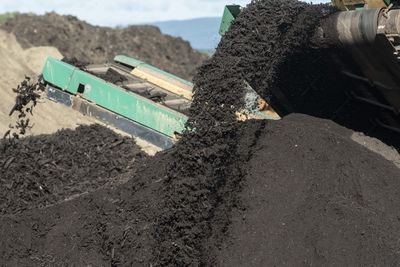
xmin=1 ymin=0 xmax=400 ymax=266
xmin=0 ymin=124 xmax=146 ymax=215
xmin=1 ymin=12 xmax=208 ymax=80
xmin=1 ymin=115 xmax=399 ymax=266
xmin=215 ymin=114 xmax=400 ymax=266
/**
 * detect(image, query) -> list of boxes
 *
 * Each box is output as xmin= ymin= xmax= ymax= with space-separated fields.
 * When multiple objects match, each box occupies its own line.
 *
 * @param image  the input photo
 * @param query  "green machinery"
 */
xmin=42 ymin=55 xmax=279 ymax=149
xmin=219 ymin=5 xmax=241 ymax=36
xmin=42 ymin=56 xmax=192 ymax=149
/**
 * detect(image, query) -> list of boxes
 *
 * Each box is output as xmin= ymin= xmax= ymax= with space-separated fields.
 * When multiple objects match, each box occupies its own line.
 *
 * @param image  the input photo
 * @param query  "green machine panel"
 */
xmin=42 ymin=57 xmax=188 ymax=139
xmin=219 ymin=5 xmax=241 ymax=36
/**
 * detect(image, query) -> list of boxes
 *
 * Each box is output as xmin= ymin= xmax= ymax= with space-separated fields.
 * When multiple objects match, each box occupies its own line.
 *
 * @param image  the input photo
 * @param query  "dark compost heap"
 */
xmin=1 ymin=12 xmax=208 ymax=80
xmin=215 ymin=114 xmax=400 ymax=266
xmin=0 ymin=124 xmax=146 ymax=215
xmin=1 ymin=0 xmax=400 ymax=266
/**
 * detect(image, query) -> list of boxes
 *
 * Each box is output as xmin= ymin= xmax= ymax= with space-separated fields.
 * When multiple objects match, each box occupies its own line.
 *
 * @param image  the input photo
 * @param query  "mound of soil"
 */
xmin=152 ymin=0 xmax=400 ymax=265
xmin=215 ymin=114 xmax=400 ymax=266
xmin=0 ymin=149 xmax=170 ymax=266
xmin=0 ymin=124 xmax=146 ymax=215
xmin=1 ymin=0 xmax=400 ymax=266
xmin=1 ymin=12 xmax=208 ymax=80
xmin=151 ymin=1 xmax=331 ymax=265
xmin=1 ymin=115 xmax=399 ymax=266
xmin=0 ymin=29 xmax=95 ymax=138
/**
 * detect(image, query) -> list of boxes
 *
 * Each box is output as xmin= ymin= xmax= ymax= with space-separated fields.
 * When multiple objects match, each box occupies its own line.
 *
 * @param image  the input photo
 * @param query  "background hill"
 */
xmin=152 ymin=17 xmax=221 ymax=52
xmin=2 ymin=13 xmax=208 ymax=80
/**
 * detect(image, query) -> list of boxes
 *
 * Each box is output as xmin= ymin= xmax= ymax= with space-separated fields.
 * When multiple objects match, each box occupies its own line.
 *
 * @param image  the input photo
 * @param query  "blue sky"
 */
xmin=0 ymin=0 xmax=330 ymax=26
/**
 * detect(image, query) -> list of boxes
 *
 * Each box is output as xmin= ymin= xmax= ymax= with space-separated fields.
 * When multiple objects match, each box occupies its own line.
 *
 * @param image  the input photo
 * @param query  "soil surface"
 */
xmin=1 ymin=0 xmax=400 ymax=266
xmin=152 ymin=0 xmax=400 ymax=265
xmin=1 ymin=12 xmax=208 ymax=80
xmin=215 ymin=114 xmax=400 ymax=266
xmin=1 ymin=115 xmax=399 ymax=266
xmin=0 ymin=148 xmax=170 ymax=266
xmin=0 ymin=124 xmax=146 ymax=215
xmin=151 ymin=1 xmax=334 ymax=265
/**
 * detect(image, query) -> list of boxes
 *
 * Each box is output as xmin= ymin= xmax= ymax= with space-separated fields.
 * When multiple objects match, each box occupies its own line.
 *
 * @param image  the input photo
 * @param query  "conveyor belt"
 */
xmin=87 ymin=63 xmax=192 ymax=115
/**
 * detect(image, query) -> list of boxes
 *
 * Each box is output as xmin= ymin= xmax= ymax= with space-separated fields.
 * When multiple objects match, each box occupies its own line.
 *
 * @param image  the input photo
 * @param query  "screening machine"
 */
xmin=41 ymin=55 xmax=279 ymax=149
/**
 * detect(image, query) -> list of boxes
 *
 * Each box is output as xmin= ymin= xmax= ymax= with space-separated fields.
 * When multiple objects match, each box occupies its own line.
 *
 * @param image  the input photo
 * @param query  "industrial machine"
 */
xmin=41 ymin=55 xmax=279 ymax=149
xmin=42 ymin=56 xmax=191 ymax=149
xmin=220 ymin=0 xmax=400 ymax=137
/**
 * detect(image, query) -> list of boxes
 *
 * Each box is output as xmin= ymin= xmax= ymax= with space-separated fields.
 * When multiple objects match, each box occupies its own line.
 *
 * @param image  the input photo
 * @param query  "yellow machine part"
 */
xmin=332 ymin=0 xmax=388 ymax=10
xmin=131 ymin=67 xmax=193 ymax=100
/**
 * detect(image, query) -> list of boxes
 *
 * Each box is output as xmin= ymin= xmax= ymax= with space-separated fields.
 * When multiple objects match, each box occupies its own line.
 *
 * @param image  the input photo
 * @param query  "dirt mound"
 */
xmin=215 ymin=114 xmax=400 ymax=266
xmin=1 ymin=0 xmax=400 ymax=266
xmin=0 ymin=149 xmax=170 ymax=266
xmin=0 ymin=29 xmax=95 ymax=137
xmin=151 ymin=1 xmax=332 ymax=265
xmin=152 ymin=0 xmax=400 ymax=265
xmin=1 ymin=12 xmax=208 ymax=80
xmin=0 ymin=124 xmax=146 ymax=215
xmin=0 ymin=30 xmax=158 ymax=154
xmin=1 ymin=115 xmax=399 ymax=266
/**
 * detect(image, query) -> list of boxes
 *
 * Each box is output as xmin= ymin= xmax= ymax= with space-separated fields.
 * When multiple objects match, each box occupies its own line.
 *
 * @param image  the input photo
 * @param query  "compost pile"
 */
xmin=1 ymin=0 xmax=400 ymax=266
xmin=0 ymin=124 xmax=146 ymax=215
xmin=215 ymin=114 xmax=400 ymax=266
xmin=1 ymin=12 xmax=208 ymax=80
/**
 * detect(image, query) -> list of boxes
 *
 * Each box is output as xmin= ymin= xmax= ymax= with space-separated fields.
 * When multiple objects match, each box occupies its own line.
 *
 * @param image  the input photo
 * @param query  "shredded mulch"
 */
xmin=0 ymin=124 xmax=146 ymax=215
xmin=4 ymin=76 xmax=45 ymax=140
xmin=0 ymin=1 xmax=399 ymax=266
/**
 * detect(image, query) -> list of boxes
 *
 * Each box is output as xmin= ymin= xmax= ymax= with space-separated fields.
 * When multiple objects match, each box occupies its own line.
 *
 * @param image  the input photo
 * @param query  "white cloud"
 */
xmin=0 ymin=0 xmax=331 ymax=26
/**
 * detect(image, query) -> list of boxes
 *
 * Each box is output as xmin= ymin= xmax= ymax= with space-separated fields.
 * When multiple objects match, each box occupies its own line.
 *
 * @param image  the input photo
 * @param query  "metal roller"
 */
xmin=321 ymin=8 xmax=400 ymax=46
xmin=321 ymin=8 xmax=382 ymax=46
